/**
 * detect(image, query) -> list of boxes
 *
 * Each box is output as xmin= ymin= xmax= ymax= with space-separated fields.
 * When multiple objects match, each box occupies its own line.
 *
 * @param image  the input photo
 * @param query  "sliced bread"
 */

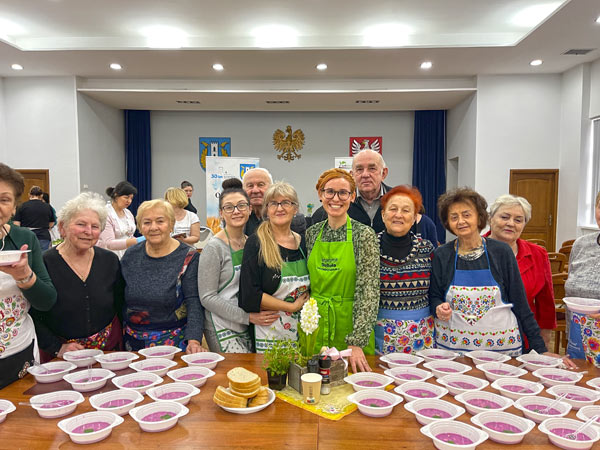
xmin=227 ymin=367 xmax=260 ymax=389
xmin=248 ymin=386 xmax=270 ymax=407
xmin=213 ymin=385 xmax=247 ymax=408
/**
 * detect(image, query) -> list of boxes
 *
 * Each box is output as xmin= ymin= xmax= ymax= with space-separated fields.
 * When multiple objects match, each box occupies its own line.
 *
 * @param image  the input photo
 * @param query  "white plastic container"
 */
xmin=129 ymin=358 xmax=177 ymax=377
xmin=62 ymin=369 xmax=115 ymax=392
xmin=181 ymin=352 xmax=225 ymax=370
xmin=563 ymin=297 xmax=600 ymax=315
xmin=586 ymin=377 xmax=600 ymax=392
xmin=515 ymin=353 xmax=561 ymax=371
xmin=94 ymin=351 xmax=138 ymax=371
xmin=383 ymin=366 xmax=433 ymax=386
xmin=29 ymin=390 xmax=85 ymax=419
xmin=513 ymin=395 xmax=572 ymax=423
xmin=379 ymin=353 xmax=424 ymax=368
xmin=112 ymin=372 xmax=163 ymax=394
xmin=394 ymin=381 xmax=448 ymax=402
xmin=26 ymin=361 xmax=77 ymax=383
xmin=490 ymin=377 xmax=544 ymax=400
xmin=470 ymin=411 xmax=535 ymax=444
xmin=404 ymin=398 xmax=465 ymax=425
xmin=464 ymin=350 xmax=511 ymax=366
xmin=0 ymin=400 xmax=16 ymax=423
xmin=455 ymin=391 xmax=513 ymax=416
xmin=416 ymin=348 xmax=459 ymax=362
xmin=436 ymin=374 xmax=489 ymax=396
xmin=128 ymin=401 xmax=189 ymax=432
xmin=0 ymin=249 xmax=29 ymax=266
xmin=423 ymin=360 xmax=471 ymax=378
xmin=62 ymin=349 xmax=104 ymax=368
xmin=138 ymin=345 xmax=181 ymax=360
xmin=343 ymin=372 xmax=394 ymax=392
xmin=532 ymin=367 xmax=583 ymax=387
xmin=166 ymin=366 xmax=215 ymax=388
xmin=347 ymin=389 xmax=403 ymax=418
xmin=89 ymin=389 xmax=144 ymax=416
xmin=576 ymin=406 xmax=600 ymax=430
xmin=57 ymin=411 xmax=123 ymax=444
xmin=420 ymin=420 xmax=489 ymax=450
xmin=476 ymin=362 xmax=527 ymax=382
xmin=547 ymin=385 xmax=600 ymax=410
xmin=147 ymin=382 xmax=200 ymax=405
xmin=539 ymin=417 xmax=600 ymax=450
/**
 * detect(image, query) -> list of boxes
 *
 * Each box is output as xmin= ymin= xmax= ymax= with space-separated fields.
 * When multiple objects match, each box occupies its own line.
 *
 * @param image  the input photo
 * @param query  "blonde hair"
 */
xmin=164 ymin=187 xmax=189 ymax=209
xmin=136 ymin=199 xmax=175 ymax=230
xmin=596 ymin=191 xmax=600 ymax=207
xmin=256 ymin=182 xmax=299 ymax=271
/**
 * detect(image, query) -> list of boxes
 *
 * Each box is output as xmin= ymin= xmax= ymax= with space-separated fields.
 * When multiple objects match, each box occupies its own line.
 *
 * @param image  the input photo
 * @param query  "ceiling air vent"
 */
xmin=176 ymin=100 xmax=201 ymax=104
xmin=265 ymin=100 xmax=290 ymax=104
xmin=355 ymin=100 xmax=380 ymax=104
xmin=562 ymin=49 xmax=595 ymax=55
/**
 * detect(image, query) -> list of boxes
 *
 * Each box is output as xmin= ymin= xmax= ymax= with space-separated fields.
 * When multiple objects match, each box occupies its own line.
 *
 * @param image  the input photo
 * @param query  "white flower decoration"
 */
xmin=300 ymin=297 xmax=320 ymax=335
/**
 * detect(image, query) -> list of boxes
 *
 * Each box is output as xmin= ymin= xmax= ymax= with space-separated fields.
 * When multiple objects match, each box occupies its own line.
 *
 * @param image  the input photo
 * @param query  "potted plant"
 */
xmin=262 ymin=339 xmax=294 ymax=390
xmin=289 ymin=297 xmax=320 ymax=393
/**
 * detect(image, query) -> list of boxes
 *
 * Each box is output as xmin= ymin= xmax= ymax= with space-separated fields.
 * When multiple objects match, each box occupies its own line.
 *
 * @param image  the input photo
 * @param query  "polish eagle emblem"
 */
xmin=350 ymin=137 xmax=382 ymax=156
xmin=273 ymin=125 xmax=305 ymax=162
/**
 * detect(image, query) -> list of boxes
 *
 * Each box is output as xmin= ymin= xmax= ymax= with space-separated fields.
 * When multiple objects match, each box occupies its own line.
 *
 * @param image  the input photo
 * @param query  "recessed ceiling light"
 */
xmin=252 ymin=25 xmax=298 ymax=48
xmin=511 ymin=3 xmax=562 ymax=27
xmin=141 ymin=25 xmax=187 ymax=48
xmin=362 ymin=23 xmax=412 ymax=47
xmin=316 ymin=63 xmax=327 ymax=71
xmin=530 ymin=59 xmax=543 ymax=66
xmin=596 ymin=15 xmax=600 ymax=24
xmin=110 ymin=63 xmax=122 ymax=70
xmin=11 ymin=63 xmax=23 ymax=70
xmin=420 ymin=61 xmax=433 ymax=70
xmin=212 ymin=63 xmax=224 ymax=71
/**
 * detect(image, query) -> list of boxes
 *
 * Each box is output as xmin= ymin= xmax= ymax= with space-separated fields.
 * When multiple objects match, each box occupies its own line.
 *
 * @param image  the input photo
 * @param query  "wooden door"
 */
xmin=15 ymin=169 xmax=49 ymax=206
xmin=509 ymin=169 xmax=558 ymax=251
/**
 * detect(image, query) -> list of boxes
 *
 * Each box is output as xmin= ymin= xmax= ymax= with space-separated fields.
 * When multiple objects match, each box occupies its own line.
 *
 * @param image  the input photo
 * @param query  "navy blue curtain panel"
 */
xmin=412 ymin=110 xmax=447 ymax=244
xmin=125 ymin=110 xmax=151 ymax=218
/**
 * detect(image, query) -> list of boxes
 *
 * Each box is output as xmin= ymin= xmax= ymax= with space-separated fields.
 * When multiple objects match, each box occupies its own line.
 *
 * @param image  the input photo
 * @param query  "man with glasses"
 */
xmin=242 ymin=168 xmax=306 ymax=236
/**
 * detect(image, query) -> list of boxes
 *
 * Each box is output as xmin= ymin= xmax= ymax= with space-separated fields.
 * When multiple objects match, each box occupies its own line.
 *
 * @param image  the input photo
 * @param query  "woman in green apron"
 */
xmin=306 ymin=169 xmax=379 ymax=373
xmin=200 ymin=186 xmax=278 ymax=352
xmin=239 ymin=182 xmax=310 ymax=353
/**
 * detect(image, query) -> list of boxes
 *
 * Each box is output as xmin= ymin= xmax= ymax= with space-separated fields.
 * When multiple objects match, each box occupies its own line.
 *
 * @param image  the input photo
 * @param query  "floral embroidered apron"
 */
xmin=254 ymin=249 xmax=310 ymax=353
xmin=568 ymin=312 xmax=600 ymax=366
xmin=434 ymin=240 xmax=522 ymax=356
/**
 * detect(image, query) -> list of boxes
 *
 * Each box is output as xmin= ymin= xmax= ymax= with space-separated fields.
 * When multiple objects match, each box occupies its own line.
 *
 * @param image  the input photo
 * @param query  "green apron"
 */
xmin=307 ymin=216 xmax=375 ymax=356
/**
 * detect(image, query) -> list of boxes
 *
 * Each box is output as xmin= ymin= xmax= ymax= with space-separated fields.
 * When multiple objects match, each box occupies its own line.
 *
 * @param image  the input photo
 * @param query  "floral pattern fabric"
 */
xmin=124 ymin=324 xmax=186 ymax=351
xmin=377 ymin=315 xmax=434 ymax=354
xmin=436 ymin=321 xmax=522 ymax=355
xmin=0 ymin=292 xmax=28 ymax=356
xmin=450 ymin=285 xmax=497 ymax=326
xmin=572 ymin=313 xmax=600 ymax=367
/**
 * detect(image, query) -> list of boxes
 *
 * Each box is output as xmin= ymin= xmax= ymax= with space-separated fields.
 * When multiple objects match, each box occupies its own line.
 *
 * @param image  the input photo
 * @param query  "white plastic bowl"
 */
xmin=513 ymin=395 xmax=572 ymax=423
xmin=423 ymin=360 xmax=471 ymax=378
xmin=138 ymin=345 xmax=182 ymax=360
xmin=147 ymin=382 xmax=200 ymax=405
xmin=94 ymin=352 xmax=139 ymax=371
xmin=465 ymin=350 xmax=511 ymax=366
xmin=470 ymin=411 xmax=535 ymax=445
xmin=586 ymin=377 xmax=600 ymax=392
xmin=57 ymin=411 xmax=123 ymax=444
xmin=577 ymin=406 xmax=600 ymax=430
xmin=394 ymin=381 xmax=448 ymax=402
xmin=547 ymin=385 xmax=600 ymax=410
xmin=215 ymin=388 xmax=276 ymax=414
xmin=384 ymin=366 xmax=433 ymax=386
xmin=166 ymin=366 xmax=215 ymax=388
xmin=347 ymin=389 xmax=403 ymax=418
xmin=26 ymin=361 xmax=77 ymax=383
xmin=29 ymin=390 xmax=85 ymax=418
xmin=63 ymin=369 xmax=115 ymax=392
xmin=0 ymin=249 xmax=29 ymax=266
xmin=539 ymin=417 xmax=600 ymax=450
xmin=532 ymin=367 xmax=583 ymax=387
xmin=62 ymin=349 xmax=104 ymax=368
xmin=490 ymin=377 xmax=544 ymax=400
xmin=89 ymin=389 xmax=144 ymax=416
xmin=416 ymin=348 xmax=459 ymax=362
xmin=404 ymin=398 xmax=465 ymax=425
xmin=112 ymin=372 xmax=163 ymax=394
xmin=181 ymin=352 xmax=225 ymax=369
xmin=420 ymin=420 xmax=489 ymax=450
xmin=436 ymin=374 xmax=489 ymax=396
xmin=563 ymin=297 xmax=600 ymax=315
xmin=476 ymin=362 xmax=527 ymax=381
xmin=129 ymin=358 xmax=178 ymax=377
xmin=343 ymin=372 xmax=394 ymax=392
xmin=379 ymin=353 xmax=424 ymax=368
xmin=455 ymin=391 xmax=513 ymax=416
xmin=129 ymin=401 xmax=189 ymax=432
xmin=515 ymin=353 xmax=561 ymax=371
xmin=0 ymin=400 xmax=16 ymax=423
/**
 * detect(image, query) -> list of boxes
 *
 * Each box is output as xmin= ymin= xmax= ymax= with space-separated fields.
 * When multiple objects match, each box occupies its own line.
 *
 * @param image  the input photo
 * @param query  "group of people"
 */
xmin=1 ymin=151 xmax=598 ymax=388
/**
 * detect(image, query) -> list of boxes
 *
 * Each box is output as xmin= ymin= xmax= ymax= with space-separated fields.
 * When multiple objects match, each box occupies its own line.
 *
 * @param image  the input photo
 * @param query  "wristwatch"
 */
xmin=15 ymin=271 xmax=34 ymax=285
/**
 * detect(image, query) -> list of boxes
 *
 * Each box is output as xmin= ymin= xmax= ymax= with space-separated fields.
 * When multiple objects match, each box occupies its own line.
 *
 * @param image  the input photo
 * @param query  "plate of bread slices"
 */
xmin=213 ymin=367 xmax=275 ymax=414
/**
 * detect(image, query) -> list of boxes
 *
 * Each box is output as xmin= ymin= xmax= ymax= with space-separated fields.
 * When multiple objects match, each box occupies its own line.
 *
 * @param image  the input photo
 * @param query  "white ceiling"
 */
xmin=0 ymin=0 xmax=599 ymax=111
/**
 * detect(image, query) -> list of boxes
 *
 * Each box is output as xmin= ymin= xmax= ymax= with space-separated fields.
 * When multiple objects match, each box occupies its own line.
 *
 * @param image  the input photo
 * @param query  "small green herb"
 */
xmin=369 ymin=403 xmax=380 ymax=407
xmin=433 ymin=415 xmax=441 ymax=419
xmin=447 ymin=440 xmax=455 ymax=444
xmin=502 ymin=430 xmax=515 ymax=434
xmin=160 ymin=414 xmax=173 ymax=420
xmin=84 ymin=428 xmax=94 ymax=433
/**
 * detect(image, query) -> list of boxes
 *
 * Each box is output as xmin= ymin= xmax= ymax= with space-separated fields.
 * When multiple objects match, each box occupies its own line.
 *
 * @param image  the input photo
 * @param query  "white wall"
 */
xmin=447 ymin=93 xmax=477 ymax=188
xmin=0 ymin=78 xmax=6 ymax=162
xmin=151 ymin=111 xmax=414 ymax=223
xmin=76 ymin=92 xmax=125 ymax=197
xmin=3 ymin=77 xmax=80 ymax=209
xmin=589 ymin=58 xmax=600 ymax=120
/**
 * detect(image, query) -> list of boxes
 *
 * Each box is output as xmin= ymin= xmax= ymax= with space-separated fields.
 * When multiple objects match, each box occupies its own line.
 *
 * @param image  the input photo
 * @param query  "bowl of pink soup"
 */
xmin=470 ymin=411 xmax=535 ymax=444
xmin=89 ymin=389 xmax=144 ymax=416
xmin=384 ymin=366 xmax=433 ymax=386
xmin=547 ymin=385 xmax=600 ymax=410
xmin=436 ymin=374 xmax=489 ymax=396
xmin=455 ymin=391 xmax=513 ymax=416
xmin=513 ymin=395 xmax=572 ymax=423
xmin=420 ymin=420 xmax=489 ymax=450
xmin=147 ymin=382 xmax=200 ymax=406
xmin=112 ymin=371 xmax=163 ymax=394
xmin=539 ymin=417 xmax=600 ymax=450
xmin=465 ymin=350 xmax=511 ymax=366
xmin=138 ymin=345 xmax=181 ymax=360
xmin=344 ymin=373 xmax=394 ymax=392
xmin=62 ymin=349 xmax=104 ymax=368
xmin=129 ymin=401 xmax=189 ymax=432
xmin=0 ymin=400 xmax=16 ymax=423
xmin=490 ymin=377 xmax=544 ymax=401
xmin=394 ymin=381 xmax=448 ymax=402
xmin=586 ymin=377 xmax=600 ymax=392
xmin=404 ymin=398 xmax=465 ymax=425
xmin=94 ymin=352 xmax=139 ymax=371
xmin=129 ymin=357 xmax=178 ymax=377
xmin=62 ymin=368 xmax=115 ymax=392
xmin=423 ymin=360 xmax=471 ymax=379
xmin=166 ymin=366 xmax=215 ymax=388
xmin=577 ymin=406 xmax=600 ymax=430
xmin=532 ymin=367 xmax=583 ymax=387
xmin=416 ymin=349 xmax=459 ymax=363
xmin=379 ymin=353 xmax=424 ymax=369
xmin=26 ymin=361 xmax=77 ymax=383
xmin=347 ymin=389 xmax=403 ymax=418
xmin=516 ymin=353 xmax=561 ymax=371
xmin=181 ymin=352 xmax=225 ymax=369
xmin=57 ymin=411 xmax=123 ymax=444
xmin=30 ymin=390 xmax=85 ymax=419
xmin=476 ymin=362 xmax=527 ymax=381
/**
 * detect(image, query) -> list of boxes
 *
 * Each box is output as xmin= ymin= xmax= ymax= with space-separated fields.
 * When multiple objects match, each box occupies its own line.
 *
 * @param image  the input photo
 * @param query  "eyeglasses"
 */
xmin=267 ymin=200 xmax=297 ymax=210
xmin=221 ymin=202 xmax=249 ymax=213
xmin=320 ymin=188 xmax=352 ymax=201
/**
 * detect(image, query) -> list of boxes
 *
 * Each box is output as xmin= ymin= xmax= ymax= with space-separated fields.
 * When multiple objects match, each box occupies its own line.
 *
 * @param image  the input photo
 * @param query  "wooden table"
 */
xmin=0 ymin=354 xmax=597 ymax=449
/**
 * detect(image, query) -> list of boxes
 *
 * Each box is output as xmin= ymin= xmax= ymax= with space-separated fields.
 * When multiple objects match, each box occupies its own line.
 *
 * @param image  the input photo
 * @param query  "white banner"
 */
xmin=334 ymin=156 xmax=353 ymax=171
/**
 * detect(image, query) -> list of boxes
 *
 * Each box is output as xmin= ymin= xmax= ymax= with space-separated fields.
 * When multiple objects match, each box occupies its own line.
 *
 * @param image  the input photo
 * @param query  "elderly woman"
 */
xmin=239 ymin=182 xmax=310 ymax=353
xmin=306 ymin=168 xmax=379 ymax=373
xmin=376 ymin=185 xmax=435 ymax=355
xmin=430 ymin=187 xmax=561 ymax=358
xmin=98 ymin=181 xmax=140 ymax=259
xmin=30 ymin=192 xmax=124 ymax=361
xmin=566 ymin=191 xmax=600 ymax=365
xmin=487 ymin=195 xmax=555 ymax=348
xmin=0 ymin=163 xmax=56 ymax=389
xmin=121 ymin=199 xmax=205 ymax=354
xmin=164 ymin=187 xmax=200 ymax=246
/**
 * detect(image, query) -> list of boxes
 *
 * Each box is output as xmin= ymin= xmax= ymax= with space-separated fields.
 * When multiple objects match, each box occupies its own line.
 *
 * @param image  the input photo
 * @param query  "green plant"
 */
xmin=262 ymin=339 xmax=294 ymax=376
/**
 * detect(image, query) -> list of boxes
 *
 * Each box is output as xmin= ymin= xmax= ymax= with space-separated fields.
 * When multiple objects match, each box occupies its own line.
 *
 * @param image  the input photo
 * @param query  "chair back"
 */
xmin=552 ymin=272 xmax=568 ymax=301
xmin=558 ymin=244 xmax=572 ymax=261
xmin=561 ymin=239 xmax=575 ymax=248
xmin=527 ymin=238 xmax=546 ymax=248
xmin=547 ymin=252 xmax=567 ymax=274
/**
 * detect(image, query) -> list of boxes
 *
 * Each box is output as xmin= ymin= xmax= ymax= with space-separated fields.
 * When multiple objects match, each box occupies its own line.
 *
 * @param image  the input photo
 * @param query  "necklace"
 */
xmin=225 ymin=228 xmax=246 ymax=250
xmin=59 ymin=246 xmax=94 ymax=281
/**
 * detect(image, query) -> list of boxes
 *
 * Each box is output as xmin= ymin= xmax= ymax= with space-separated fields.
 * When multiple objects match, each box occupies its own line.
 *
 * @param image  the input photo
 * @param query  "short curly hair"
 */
xmin=381 ymin=185 xmax=423 ymax=213
xmin=315 ymin=168 xmax=356 ymax=193
xmin=438 ymin=187 xmax=488 ymax=232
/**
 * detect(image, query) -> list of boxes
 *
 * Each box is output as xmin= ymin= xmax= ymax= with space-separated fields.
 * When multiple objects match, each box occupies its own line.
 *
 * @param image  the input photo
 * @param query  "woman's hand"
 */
xmin=436 ymin=302 xmax=452 ymax=321
xmin=0 ymin=244 xmax=36 ymax=289
xmin=57 ymin=342 xmax=85 ymax=358
xmin=186 ymin=339 xmax=207 ymax=354
xmin=543 ymin=352 xmax=578 ymax=369
xmin=249 ymin=310 xmax=280 ymax=327
xmin=289 ymin=291 xmax=309 ymax=312
xmin=348 ymin=346 xmax=371 ymax=373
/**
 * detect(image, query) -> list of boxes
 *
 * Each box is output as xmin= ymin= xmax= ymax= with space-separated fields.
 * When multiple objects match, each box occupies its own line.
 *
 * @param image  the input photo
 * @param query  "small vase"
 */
xmin=267 ymin=370 xmax=287 ymax=391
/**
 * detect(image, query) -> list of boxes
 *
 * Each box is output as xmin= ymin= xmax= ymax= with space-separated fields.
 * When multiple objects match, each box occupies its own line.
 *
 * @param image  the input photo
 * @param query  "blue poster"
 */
xmin=199 ymin=137 xmax=231 ymax=171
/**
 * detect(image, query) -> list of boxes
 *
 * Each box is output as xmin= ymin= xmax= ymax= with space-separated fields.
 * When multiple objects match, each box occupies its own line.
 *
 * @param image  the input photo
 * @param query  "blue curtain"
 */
xmin=412 ymin=110 xmax=446 ymax=244
xmin=125 ymin=110 xmax=151 ymax=218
